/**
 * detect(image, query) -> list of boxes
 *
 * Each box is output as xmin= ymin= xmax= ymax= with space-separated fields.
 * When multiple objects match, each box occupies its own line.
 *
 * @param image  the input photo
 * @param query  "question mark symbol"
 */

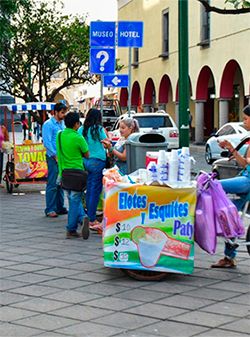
xmin=96 ymin=50 xmax=109 ymax=71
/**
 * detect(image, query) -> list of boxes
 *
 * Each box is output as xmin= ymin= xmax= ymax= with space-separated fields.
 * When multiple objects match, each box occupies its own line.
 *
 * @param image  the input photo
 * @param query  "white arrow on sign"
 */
xmin=112 ymin=76 xmax=122 ymax=86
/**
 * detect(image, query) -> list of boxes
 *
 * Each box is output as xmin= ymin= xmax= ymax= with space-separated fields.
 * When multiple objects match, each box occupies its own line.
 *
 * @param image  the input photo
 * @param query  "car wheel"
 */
xmin=205 ymin=146 xmax=213 ymax=164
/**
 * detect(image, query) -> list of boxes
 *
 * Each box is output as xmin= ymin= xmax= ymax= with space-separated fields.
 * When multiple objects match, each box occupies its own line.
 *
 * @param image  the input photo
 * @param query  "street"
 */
xmin=0 ymin=140 xmax=249 ymax=337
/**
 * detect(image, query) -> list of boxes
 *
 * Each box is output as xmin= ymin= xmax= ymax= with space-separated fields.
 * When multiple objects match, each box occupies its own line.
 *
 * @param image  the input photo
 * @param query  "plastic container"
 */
xmin=157 ymin=150 xmax=168 ymax=183
xmin=168 ymin=149 xmax=179 ymax=183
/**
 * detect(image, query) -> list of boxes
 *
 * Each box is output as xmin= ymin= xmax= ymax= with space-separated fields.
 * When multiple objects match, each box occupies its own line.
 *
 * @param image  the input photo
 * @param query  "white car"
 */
xmin=110 ymin=111 xmax=179 ymax=149
xmin=205 ymin=122 xmax=248 ymax=164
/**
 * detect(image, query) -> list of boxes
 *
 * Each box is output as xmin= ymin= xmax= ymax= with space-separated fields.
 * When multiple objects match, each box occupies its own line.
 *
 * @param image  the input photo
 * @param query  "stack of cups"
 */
xmin=168 ymin=149 xmax=179 ymax=183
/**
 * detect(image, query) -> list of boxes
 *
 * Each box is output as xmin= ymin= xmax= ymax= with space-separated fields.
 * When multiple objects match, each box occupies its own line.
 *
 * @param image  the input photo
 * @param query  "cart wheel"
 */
xmin=5 ymin=162 xmax=14 ymax=194
xmin=121 ymin=269 xmax=168 ymax=281
xmin=246 ymin=225 xmax=250 ymax=256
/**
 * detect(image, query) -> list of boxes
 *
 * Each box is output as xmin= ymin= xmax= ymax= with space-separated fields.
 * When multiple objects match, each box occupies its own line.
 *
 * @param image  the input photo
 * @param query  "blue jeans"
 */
xmin=45 ymin=156 xmax=65 ymax=215
xmin=66 ymin=190 xmax=86 ymax=232
xmin=221 ymin=175 xmax=250 ymax=259
xmin=84 ymin=158 xmax=106 ymax=222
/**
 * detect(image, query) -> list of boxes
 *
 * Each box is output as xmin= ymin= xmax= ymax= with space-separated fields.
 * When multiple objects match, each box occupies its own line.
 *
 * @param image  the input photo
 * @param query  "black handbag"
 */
xmin=61 ymin=168 xmax=88 ymax=192
xmin=58 ymin=132 xmax=88 ymax=192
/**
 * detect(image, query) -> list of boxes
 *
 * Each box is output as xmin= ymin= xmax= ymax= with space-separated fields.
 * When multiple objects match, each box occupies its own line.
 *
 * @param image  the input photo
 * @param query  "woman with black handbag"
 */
xmin=78 ymin=108 xmax=111 ymax=233
xmin=56 ymin=112 xmax=89 ymax=239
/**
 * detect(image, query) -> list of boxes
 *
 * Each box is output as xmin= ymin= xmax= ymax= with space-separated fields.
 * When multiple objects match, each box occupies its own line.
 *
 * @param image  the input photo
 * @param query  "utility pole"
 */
xmin=178 ymin=0 xmax=190 ymax=147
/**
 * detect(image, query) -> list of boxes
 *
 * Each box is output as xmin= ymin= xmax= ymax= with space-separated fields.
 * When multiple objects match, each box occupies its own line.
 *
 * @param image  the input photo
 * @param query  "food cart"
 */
xmin=103 ymin=181 xmax=196 ymax=280
xmin=1 ymin=102 xmax=55 ymax=193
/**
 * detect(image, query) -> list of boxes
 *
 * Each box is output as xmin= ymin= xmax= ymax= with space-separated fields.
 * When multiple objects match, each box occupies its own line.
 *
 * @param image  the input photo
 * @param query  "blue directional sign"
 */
xmin=104 ymin=74 xmax=129 ymax=88
xmin=90 ymin=48 xmax=115 ymax=74
xmin=118 ymin=21 xmax=143 ymax=47
xmin=90 ymin=21 xmax=116 ymax=47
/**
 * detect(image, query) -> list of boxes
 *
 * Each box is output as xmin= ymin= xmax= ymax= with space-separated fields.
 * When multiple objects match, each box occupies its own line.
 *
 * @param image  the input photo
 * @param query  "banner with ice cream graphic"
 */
xmin=14 ymin=144 xmax=48 ymax=180
xmin=103 ymin=183 xmax=196 ymax=274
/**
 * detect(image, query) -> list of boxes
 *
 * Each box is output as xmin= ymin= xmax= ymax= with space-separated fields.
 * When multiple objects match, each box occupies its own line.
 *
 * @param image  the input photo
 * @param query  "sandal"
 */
xmin=46 ymin=211 xmax=58 ymax=218
xmin=211 ymin=257 xmax=236 ymax=269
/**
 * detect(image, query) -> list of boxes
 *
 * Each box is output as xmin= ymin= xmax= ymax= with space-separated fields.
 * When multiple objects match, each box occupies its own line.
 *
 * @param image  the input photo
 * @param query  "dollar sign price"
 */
xmin=114 ymin=236 xmax=120 ymax=247
xmin=114 ymin=250 xmax=119 ymax=260
xmin=116 ymin=223 xmax=121 ymax=232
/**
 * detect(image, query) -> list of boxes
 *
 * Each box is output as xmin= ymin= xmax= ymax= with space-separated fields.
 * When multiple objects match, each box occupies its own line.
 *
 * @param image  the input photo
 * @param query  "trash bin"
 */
xmin=126 ymin=132 xmax=168 ymax=174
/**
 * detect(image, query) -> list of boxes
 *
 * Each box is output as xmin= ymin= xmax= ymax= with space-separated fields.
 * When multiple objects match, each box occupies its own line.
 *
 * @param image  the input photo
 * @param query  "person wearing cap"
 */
xmin=42 ymin=102 xmax=68 ymax=218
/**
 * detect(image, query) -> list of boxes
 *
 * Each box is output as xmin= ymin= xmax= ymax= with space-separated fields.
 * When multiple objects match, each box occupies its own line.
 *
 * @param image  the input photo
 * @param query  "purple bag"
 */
xmin=195 ymin=174 xmax=217 ymax=254
xmin=208 ymin=179 xmax=245 ymax=238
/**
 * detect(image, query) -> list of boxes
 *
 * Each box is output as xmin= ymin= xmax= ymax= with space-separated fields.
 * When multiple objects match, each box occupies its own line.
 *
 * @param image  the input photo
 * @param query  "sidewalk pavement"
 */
xmin=0 ymin=184 xmax=249 ymax=337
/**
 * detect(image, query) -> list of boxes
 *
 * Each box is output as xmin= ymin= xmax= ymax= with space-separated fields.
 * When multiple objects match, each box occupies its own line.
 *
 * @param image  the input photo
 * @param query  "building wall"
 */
xmin=117 ymin=0 xmax=250 ymax=141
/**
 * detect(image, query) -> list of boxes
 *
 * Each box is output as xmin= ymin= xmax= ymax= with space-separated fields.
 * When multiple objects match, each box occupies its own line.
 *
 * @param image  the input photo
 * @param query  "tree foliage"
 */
xmin=0 ymin=0 xmax=95 ymax=102
xmin=198 ymin=0 xmax=250 ymax=14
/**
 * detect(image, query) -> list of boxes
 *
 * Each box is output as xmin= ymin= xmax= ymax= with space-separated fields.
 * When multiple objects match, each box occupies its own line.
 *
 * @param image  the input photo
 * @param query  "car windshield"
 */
xmin=134 ymin=116 xmax=173 ymax=128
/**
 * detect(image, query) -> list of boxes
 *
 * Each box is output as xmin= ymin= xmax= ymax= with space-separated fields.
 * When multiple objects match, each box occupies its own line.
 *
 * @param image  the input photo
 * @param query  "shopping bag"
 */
xmin=194 ymin=174 xmax=217 ymax=254
xmin=208 ymin=178 xmax=245 ymax=238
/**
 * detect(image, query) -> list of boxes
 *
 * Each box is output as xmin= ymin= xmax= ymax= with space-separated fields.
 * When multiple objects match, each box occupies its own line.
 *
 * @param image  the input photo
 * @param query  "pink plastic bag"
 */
xmin=195 ymin=189 xmax=217 ymax=254
xmin=208 ymin=178 xmax=245 ymax=238
xmin=195 ymin=173 xmax=217 ymax=254
xmin=0 ymin=126 xmax=4 ymax=149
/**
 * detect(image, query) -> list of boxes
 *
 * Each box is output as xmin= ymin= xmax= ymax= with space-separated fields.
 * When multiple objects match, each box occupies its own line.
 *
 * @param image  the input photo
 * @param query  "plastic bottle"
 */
xmin=168 ymin=149 xmax=179 ymax=183
xmin=178 ymin=147 xmax=191 ymax=183
xmin=157 ymin=150 xmax=168 ymax=183
xmin=146 ymin=161 xmax=158 ymax=182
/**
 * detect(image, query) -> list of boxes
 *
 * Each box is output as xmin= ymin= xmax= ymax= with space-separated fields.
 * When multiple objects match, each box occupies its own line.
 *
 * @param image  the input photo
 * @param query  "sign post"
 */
xmin=118 ymin=21 xmax=143 ymax=116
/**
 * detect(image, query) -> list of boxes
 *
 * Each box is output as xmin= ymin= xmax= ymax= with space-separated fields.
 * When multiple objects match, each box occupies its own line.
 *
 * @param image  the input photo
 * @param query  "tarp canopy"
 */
xmin=0 ymin=102 xmax=55 ymax=113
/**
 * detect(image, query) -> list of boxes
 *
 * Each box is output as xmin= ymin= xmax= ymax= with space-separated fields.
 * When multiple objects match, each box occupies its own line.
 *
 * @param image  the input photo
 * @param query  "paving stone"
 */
xmin=35 ymin=267 xmax=82 ymax=277
xmin=0 ymin=306 xmax=37 ymax=322
xmin=76 ymin=283 xmax=130 ymax=296
xmin=11 ymin=297 xmax=71 ymax=313
xmin=114 ymin=289 xmax=169 ymax=302
xmin=50 ymin=304 xmax=113 ymax=321
xmin=200 ymin=302 xmax=250 ymax=317
xmin=15 ymin=313 xmax=79 ymax=331
xmin=173 ymin=310 xmax=236 ymax=328
xmin=38 ymin=278 xmax=91 ymax=289
xmin=219 ymin=318 xmax=250 ymax=334
xmin=155 ymin=294 xmax=215 ymax=310
xmin=0 ymin=323 xmax=43 ymax=336
xmin=44 ymin=290 xmax=101 ymax=304
xmin=6 ymin=263 xmax=51 ymax=272
xmin=195 ymin=328 xmax=250 ymax=337
xmin=0 ymin=279 xmax=27 ymax=291
xmin=140 ymin=282 xmax=196 ymax=294
xmin=124 ymin=303 xmax=188 ymax=320
xmin=67 ymin=271 xmax=122 ymax=282
xmin=226 ymin=293 xmax=250 ymax=306
xmin=136 ymin=320 xmax=209 ymax=337
xmin=56 ymin=321 xmax=126 ymax=336
xmin=183 ymin=287 xmax=241 ymax=301
xmin=0 ymin=292 xmax=30 ymax=305
xmin=85 ymin=297 xmax=142 ymax=311
xmin=9 ymin=284 xmax=60 ymax=297
xmin=92 ymin=312 xmax=159 ymax=329
xmin=207 ymin=280 xmax=250 ymax=293
xmin=6 ymin=272 xmax=56 ymax=284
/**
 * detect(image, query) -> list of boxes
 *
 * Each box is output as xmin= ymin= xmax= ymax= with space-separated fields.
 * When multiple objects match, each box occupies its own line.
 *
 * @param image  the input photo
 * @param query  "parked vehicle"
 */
xmin=212 ymin=136 xmax=250 ymax=180
xmin=110 ymin=111 xmax=179 ymax=149
xmin=94 ymin=98 xmax=122 ymax=130
xmin=205 ymin=122 xmax=248 ymax=164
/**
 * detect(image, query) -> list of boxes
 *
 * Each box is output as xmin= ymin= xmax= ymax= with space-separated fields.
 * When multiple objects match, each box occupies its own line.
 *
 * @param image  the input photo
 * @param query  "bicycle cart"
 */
xmin=103 ymin=182 xmax=196 ymax=281
xmin=1 ymin=102 xmax=55 ymax=193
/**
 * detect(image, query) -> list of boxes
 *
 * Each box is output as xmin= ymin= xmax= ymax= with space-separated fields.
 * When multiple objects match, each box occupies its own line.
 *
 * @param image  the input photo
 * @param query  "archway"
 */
xmin=119 ymin=88 xmax=128 ymax=112
xmin=158 ymin=75 xmax=172 ymax=111
xmin=144 ymin=78 xmax=156 ymax=112
xmin=196 ymin=66 xmax=216 ymax=138
xmin=131 ymin=81 xmax=142 ymax=112
xmin=220 ymin=60 xmax=245 ymax=125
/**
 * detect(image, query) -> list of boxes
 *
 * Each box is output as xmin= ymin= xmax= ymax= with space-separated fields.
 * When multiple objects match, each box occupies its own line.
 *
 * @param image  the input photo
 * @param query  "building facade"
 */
xmin=117 ymin=0 xmax=250 ymax=143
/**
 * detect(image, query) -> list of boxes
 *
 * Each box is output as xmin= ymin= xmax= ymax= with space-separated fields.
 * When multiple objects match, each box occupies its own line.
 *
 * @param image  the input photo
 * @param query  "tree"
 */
xmin=198 ymin=0 xmax=250 ymax=14
xmin=0 ymin=0 xmax=96 ymax=102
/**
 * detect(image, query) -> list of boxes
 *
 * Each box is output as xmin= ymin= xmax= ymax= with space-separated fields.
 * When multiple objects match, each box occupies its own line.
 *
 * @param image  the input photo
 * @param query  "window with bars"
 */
xmin=200 ymin=0 xmax=210 ymax=47
xmin=162 ymin=9 xmax=169 ymax=57
xmin=132 ymin=48 xmax=139 ymax=67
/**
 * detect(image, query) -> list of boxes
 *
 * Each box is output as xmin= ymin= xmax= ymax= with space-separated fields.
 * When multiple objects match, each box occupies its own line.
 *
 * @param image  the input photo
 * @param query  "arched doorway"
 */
xmin=219 ymin=60 xmax=245 ymax=126
xmin=131 ymin=81 xmax=142 ymax=112
xmin=119 ymin=88 xmax=128 ymax=112
xmin=196 ymin=66 xmax=216 ymax=139
xmin=158 ymin=75 xmax=172 ymax=111
xmin=144 ymin=78 xmax=156 ymax=112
